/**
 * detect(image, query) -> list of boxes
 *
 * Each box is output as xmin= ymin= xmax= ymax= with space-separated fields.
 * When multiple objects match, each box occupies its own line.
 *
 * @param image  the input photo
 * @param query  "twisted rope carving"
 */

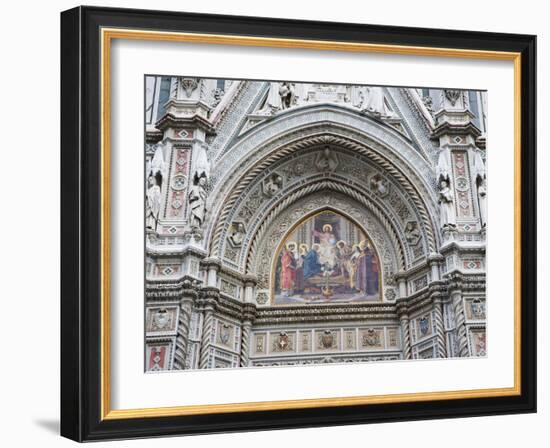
xmin=209 ymin=134 xmax=437 ymax=257
xmin=173 ymin=299 xmax=193 ymax=370
xmin=400 ymin=317 xmax=412 ymax=360
xmin=199 ymin=310 xmax=214 ymax=369
xmin=433 ymin=302 xmax=447 ymax=358
xmin=452 ymin=292 xmax=470 ymax=357
xmin=245 ymin=180 xmax=406 ymax=273
xmin=239 ymin=322 xmax=252 ymax=367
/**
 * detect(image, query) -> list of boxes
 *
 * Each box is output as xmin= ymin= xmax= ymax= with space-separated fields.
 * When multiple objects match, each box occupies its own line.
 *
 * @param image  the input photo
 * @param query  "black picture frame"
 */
xmin=61 ymin=5 xmax=536 ymax=442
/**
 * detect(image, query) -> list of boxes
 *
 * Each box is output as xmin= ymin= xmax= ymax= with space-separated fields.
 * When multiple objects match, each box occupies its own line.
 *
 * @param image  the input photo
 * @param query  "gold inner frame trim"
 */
xmin=100 ymin=27 xmax=522 ymax=420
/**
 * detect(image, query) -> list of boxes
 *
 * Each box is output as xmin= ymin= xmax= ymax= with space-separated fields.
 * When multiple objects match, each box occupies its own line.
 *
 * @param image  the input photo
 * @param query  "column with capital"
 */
xmin=202 ymin=257 xmax=221 ymax=288
xmin=396 ymin=272 xmax=408 ymax=299
xmin=428 ymin=253 xmax=443 ymax=282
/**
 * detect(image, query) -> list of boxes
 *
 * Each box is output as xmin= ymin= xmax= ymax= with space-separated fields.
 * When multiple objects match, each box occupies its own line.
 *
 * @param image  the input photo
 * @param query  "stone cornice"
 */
xmin=439 ymin=240 xmax=486 ymax=255
xmin=200 ymin=257 xmax=222 ymax=270
xmin=254 ymin=302 xmax=397 ymax=325
xmin=145 ymin=276 xmax=202 ymax=300
xmin=155 ymin=113 xmax=216 ymax=135
xmin=145 ymin=242 xmax=208 ymax=258
xmin=398 ymin=259 xmax=430 ymax=279
xmin=430 ymin=121 xmax=482 ymax=139
xmin=428 ymin=252 xmax=445 ymax=265
xmin=196 ymin=286 xmax=220 ymax=311
xmin=445 ymin=271 xmax=486 ymax=293
xmin=145 ymin=129 xmax=163 ymax=144
xmin=243 ymin=274 xmax=258 ymax=287
xmin=395 ymin=281 xmax=448 ymax=314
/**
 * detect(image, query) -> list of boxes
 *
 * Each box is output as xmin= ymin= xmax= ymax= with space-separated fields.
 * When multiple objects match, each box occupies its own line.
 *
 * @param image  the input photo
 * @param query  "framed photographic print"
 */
xmin=60 ymin=6 xmax=536 ymax=442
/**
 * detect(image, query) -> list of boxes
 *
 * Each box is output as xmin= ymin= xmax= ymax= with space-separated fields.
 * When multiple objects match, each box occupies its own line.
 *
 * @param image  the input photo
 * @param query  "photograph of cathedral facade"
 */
xmin=144 ymin=77 xmax=487 ymax=371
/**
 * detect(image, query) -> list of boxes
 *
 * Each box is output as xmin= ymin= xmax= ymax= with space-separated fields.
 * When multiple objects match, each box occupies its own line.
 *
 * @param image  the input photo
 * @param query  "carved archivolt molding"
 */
xmin=207 ymin=140 xmax=436 ymax=266
xmin=210 ymin=105 xmax=433 ymax=188
xmin=217 ymin=146 xmax=428 ymax=271
xmin=206 ymin=134 xmax=438 ymax=257
xmin=207 ymin=137 xmax=438 ymax=255
xmin=241 ymin=180 xmax=407 ymax=273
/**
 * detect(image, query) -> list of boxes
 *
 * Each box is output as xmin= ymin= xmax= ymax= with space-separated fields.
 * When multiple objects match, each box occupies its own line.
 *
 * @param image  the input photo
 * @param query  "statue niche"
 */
xmin=272 ymin=210 xmax=381 ymax=305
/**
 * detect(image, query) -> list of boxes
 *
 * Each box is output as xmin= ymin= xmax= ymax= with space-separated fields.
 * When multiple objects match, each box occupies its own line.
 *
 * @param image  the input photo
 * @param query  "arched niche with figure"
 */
xmin=271 ymin=209 xmax=381 ymax=305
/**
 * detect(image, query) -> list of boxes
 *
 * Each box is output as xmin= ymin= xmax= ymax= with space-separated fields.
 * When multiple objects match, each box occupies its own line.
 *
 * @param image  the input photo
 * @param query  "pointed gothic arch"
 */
xmin=268 ymin=207 xmax=383 ymax=306
xmin=204 ymin=107 xmax=440 ymax=264
xmin=144 ymin=77 xmax=487 ymax=370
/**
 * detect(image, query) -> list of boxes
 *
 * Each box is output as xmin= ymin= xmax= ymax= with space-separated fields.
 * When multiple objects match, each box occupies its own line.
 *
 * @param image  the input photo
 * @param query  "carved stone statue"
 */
xmin=188 ymin=173 xmax=207 ymax=228
xmin=228 ymin=222 xmax=246 ymax=247
xmin=422 ymin=95 xmax=434 ymax=114
xmin=370 ymin=174 xmax=389 ymax=196
xmin=404 ymin=221 xmax=421 ymax=244
xmin=262 ymin=173 xmax=283 ymax=197
xmin=257 ymin=82 xmax=282 ymax=115
xmin=315 ymin=147 xmax=339 ymax=172
xmin=362 ymin=86 xmax=389 ymax=117
xmin=193 ymin=144 xmax=210 ymax=181
xmin=438 ymin=179 xmax=456 ymax=229
xmin=145 ymin=176 xmax=161 ymax=230
xmin=150 ymin=143 xmax=166 ymax=180
xmin=436 ymin=149 xmax=451 ymax=184
xmin=278 ymin=82 xmax=295 ymax=109
xmin=211 ymin=88 xmax=224 ymax=108
xmin=473 ymin=152 xmax=487 ymax=228
xmin=350 ymin=86 xmax=366 ymax=108
xmin=477 ymin=176 xmax=487 ymax=228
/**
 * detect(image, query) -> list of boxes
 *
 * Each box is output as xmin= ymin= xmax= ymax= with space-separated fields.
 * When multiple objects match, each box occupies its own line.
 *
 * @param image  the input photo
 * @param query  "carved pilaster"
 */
xmin=173 ymin=279 xmax=198 ymax=370
xmin=239 ymin=303 xmax=257 ymax=367
xmin=174 ymin=295 xmax=194 ymax=369
xmin=240 ymin=321 xmax=252 ymax=367
xmin=451 ymin=286 xmax=469 ymax=358
xmin=198 ymin=287 xmax=219 ymax=369
xmin=399 ymin=315 xmax=412 ymax=360
xmin=432 ymin=298 xmax=447 ymax=358
xmin=198 ymin=310 xmax=214 ymax=369
xmin=396 ymin=301 xmax=411 ymax=360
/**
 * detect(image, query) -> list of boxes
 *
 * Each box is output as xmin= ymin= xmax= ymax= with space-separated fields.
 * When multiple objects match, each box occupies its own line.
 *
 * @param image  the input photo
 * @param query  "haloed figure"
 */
xmin=294 ymin=244 xmax=308 ymax=293
xmin=280 ymin=245 xmax=296 ymax=295
xmin=355 ymin=240 xmax=379 ymax=296
xmin=304 ymin=244 xmax=322 ymax=280
xmin=312 ymin=224 xmax=338 ymax=269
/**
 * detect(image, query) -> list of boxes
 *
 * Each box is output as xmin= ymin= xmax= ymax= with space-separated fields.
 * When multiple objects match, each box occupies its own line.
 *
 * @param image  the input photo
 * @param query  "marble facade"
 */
xmin=144 ymin=77 xmax=487 ymax=371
